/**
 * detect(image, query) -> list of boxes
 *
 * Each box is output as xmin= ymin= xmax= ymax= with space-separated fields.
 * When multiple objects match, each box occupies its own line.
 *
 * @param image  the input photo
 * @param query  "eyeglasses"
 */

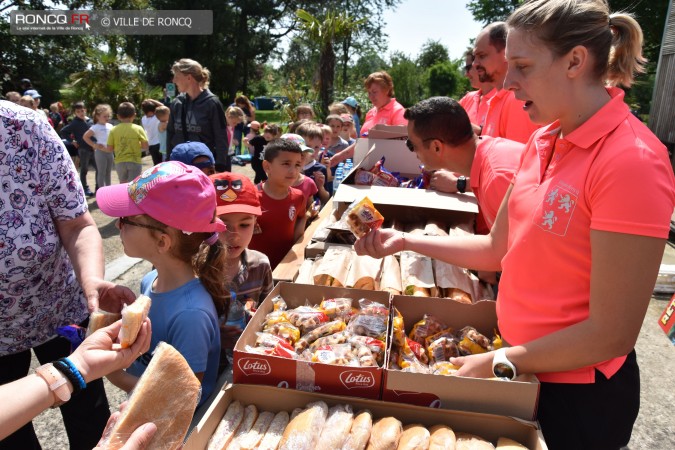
xmin=405 ymin=138 xmax=441 ymax=152
xmin=118 ymin=217 xmax=166 ymax=233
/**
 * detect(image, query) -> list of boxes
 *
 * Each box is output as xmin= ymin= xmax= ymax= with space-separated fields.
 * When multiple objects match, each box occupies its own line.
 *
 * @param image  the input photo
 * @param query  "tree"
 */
xmin=417 ymin=39 xmax=450 ymax=69
xmin=426 ymin=61 xmax=461 ymax=98
xmin=387 ymin=51 xmax=422 ymax=107
xmin=296 ymin=8 xmax=365 ymax=114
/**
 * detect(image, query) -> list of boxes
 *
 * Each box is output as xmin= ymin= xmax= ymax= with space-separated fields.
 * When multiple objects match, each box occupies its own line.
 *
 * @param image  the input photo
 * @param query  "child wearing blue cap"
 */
xmin=169 ymin=141 xmax=216 ymax=176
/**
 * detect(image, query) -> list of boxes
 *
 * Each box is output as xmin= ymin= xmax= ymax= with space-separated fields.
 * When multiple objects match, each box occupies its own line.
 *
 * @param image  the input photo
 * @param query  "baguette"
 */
xmin=206 ymin=401 xmax=245 ymax=450
xmin=256 ymin=411 xmax=290 ymax=450
xmin=397 ymin=424 xmax=430 ymax=450
xmin=366 ymin=417 xmax=402 ymax=450
xmin=99 ymin=342 xmax=200 ymax=450
xmin=120 ymin=295 xmax=152 ymax=348
xmin=455 ymin=432 xmax=495 ymax=450
xmin=236 ymin=410 xmax=275 ymax=450
xmin=428 ymin=425 xmax=456 ymax=450
xmin=496 ymin=437 xmax=528 ymax=449
xmin=316 ymin=404 xmax=354 ymax=450
xmin=278 ymin=401 xmax=329 ymax=450
xmin=226 ymin=405 xmax=258 ymax=450
xmin=342 ymin=410 xmax=373 ymax=450
xmin=87 ymin=309 xmax=122 ymax=336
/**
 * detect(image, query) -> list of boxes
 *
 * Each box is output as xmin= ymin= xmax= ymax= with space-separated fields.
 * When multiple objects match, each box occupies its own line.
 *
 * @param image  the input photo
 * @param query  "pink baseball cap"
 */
xmin=96 ymin=161 xmax=226 ymax=233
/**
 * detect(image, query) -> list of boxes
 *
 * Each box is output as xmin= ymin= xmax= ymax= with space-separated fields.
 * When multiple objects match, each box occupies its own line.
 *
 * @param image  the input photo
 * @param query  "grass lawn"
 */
xmin=255 ymin=109 xmax=284 ymax=125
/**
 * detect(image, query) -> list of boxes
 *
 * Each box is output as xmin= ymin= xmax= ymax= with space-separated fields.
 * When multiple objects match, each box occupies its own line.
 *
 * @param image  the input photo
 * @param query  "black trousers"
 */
xmin=78 ymin=148 xmax=96 ymax=191
xmin=148 ymin=144 xmax=163 ymax=166
xmin=0 ymin=331 xmax=110 ymax=450
xmin=537 ymin=350 xmax=640 ymax=450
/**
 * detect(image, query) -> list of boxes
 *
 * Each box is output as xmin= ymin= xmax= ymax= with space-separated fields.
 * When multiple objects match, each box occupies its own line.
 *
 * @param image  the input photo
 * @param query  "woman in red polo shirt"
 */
xmin=355 ymin=1 xmax=674 ymax=448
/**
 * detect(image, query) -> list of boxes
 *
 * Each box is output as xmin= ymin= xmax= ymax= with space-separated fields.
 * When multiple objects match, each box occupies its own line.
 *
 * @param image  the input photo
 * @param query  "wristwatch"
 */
xmin=456 ymin=175 xmax=467 ymax=194
xmin=35 ymin=363 xmax=72 ymax=407
xmin=492 ymin=348 xmax=517 ymax=380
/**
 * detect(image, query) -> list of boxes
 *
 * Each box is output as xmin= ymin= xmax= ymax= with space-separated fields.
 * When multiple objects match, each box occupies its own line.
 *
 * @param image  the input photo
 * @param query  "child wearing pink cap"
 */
xmin=96 ymin=161 xmax=227 ymax=406
xmin=210 ymin=172 xmax=273 ymax=373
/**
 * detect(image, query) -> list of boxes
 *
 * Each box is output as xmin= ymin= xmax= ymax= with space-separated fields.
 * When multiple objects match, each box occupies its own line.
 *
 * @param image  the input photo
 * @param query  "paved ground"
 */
xmin=28 ymin=155 xmax=675 ymax=449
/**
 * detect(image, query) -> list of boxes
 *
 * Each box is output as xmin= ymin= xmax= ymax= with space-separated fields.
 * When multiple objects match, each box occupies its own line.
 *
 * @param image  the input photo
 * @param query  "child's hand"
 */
xmin=312 ymin=170 xmax=325 ymax=187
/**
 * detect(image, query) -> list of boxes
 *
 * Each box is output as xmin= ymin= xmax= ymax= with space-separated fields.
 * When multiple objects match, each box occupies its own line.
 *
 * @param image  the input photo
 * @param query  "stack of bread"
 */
xmin=390 ymin=311 xmax=502 ymax=376
xmin=244 ymin=295 xmax=387 ymax=368
xmin=207 ymin=399 xmax=529 ymax=450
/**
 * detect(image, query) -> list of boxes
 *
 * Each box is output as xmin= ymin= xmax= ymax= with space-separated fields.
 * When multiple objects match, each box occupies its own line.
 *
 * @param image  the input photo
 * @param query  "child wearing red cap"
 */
xmin=210 ymin=172 xmax=273 ymax=373
xmin=96 ymin=161 xmax=227 ymax=406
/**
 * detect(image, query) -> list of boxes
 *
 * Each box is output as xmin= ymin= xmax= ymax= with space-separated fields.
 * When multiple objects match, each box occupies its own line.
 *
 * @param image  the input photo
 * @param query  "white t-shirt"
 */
xmin=142 ymin=114 xmax=160 ymax=145
xmin=89 ymin=123 xmax=113 ymax=149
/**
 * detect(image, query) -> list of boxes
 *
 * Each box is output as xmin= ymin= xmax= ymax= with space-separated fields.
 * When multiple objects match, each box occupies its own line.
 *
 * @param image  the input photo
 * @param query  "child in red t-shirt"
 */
xmin=248 ymin=138 xmax=306 ymax=269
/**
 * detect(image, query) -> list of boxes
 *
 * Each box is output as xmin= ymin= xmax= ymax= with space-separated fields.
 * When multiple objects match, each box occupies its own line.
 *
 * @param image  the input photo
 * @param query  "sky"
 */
xmin=381 ymin=0 xmax=484 ymax=61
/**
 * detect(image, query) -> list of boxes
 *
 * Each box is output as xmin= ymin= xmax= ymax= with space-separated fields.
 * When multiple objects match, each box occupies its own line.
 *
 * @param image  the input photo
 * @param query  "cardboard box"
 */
xmin=658 ymin=294 xmax=675 ymax=344
xmin=335 ymin=139 xmax=479 ymax=215
xmin=383 ymin=295 xmax=540 ymax=420
xmin=184 ymin=383 xmax=548 ymax=450
xmin=233 ymin=282 xmax=390 ymax=399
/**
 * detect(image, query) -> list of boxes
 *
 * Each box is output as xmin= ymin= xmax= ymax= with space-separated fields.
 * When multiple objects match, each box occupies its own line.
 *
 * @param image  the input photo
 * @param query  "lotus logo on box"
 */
xmin=339 ymin=370 xmax=375 ymax=389
xmin=238 ymin=358 xmax=271 ymax=376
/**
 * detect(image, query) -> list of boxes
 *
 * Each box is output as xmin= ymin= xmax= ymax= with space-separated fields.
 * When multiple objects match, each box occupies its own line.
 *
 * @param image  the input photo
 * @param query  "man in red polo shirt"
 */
xmin=473 ymin=22 xmax=539 ymax=144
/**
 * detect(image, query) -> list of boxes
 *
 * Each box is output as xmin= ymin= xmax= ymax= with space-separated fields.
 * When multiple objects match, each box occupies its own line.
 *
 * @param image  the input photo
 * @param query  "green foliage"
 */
xmin=426 ymin=61 xmax=460 ymax=98
xmin=417 ymin=39 xmax=450 ymax=69
xmin=466 ymin=0 xmax=523 ymax=24
xmin=387 ymin=51 xmax=422 ymax=108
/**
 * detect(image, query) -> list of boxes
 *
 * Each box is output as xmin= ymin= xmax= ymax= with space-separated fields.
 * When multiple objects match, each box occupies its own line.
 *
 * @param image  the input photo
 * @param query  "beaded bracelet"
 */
xmin=52 ymin=360 xmax=82 ymax=396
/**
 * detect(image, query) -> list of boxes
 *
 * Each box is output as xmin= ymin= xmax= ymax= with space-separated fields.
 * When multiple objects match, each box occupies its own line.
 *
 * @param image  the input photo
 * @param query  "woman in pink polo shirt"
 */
xmin=355 ymin=1 xmax=674 ymax=448
xmin=330 ymin=71 xmax=408 ymax=167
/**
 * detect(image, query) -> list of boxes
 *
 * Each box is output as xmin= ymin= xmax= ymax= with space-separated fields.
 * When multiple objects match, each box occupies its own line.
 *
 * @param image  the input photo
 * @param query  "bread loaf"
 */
xmin=257 ymin=411 xmax=290 ymax=450
xmin=342 ymin=410 xmax=373 ymax=450
xmin=226 ymin=405 xmax=258 ymax=450
xmin=206 ymin=401 xmax=245 ymax=450
xmin=278 ymin=401 xmax=328 ymax=450
xmin=99 ymin=342 xmax=200 ymax=450
xmin=496 ymin=437 xmax=528 ymax=449
xmin=428 ymin=425 xmax=456 ymax=450
xmin=397 ymin=424 xmax=430 ymax=450
xmin=87 ymin=309 xmax=122 ymax=336
xmin=236 ymin=410 xmax=275 ymax=450
xmin=120 ymin=295 xmax=152 ymax=348
xmin=316 ymin=404 xmax=354 ymax=450
xmin=455 ymin=432 xmax=495 ymax=450
xmin=366 ymin=417 xmax=402 ymax=450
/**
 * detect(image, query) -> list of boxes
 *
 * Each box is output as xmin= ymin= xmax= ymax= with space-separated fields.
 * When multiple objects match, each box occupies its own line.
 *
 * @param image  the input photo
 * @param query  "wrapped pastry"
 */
xmin=366 ymin=417 xmax=402 ymax=450
xmin=119 ymin=295 xmax=152 ymax=348
xmin=400 ymin=251 xmax=437 ymax=297
xmin=405 ymin=337 xmax=428 ymax=364
xmin=391 ymin=308 xmax=406 ymax=348
xmin=311 ymin=344 xmax=359 ymax=366
xmin=313 ymin=246 xmax=353 ymax=288
xmin=424 ymin=220 xmax=448 ymax=237
xmin=262 ymin=310 xmax=289 ymax=329
xmin=342 ymin=410 xmax=372 ymax=450
xmin=354 ymin=344 xmax=378 ymax=367
xmin=207 ymin=401 xmax=245 ymax=450
xmin=235 ymin=410 xmax=275 ymax=450
xmin=427 ymin=335 xmax=460 ymax=363
xmin=319 ymin=298 xmax=353 ymax=320
xmin=428 ymin=425 xmax=456 ymax=450
xmin=294 ymin=320 xmax=347 ymax=352
xmin=434 ymin=259 xmax=475 ymax=304
xmin=409 ymin=314 xmax=447 ymax=346
xmin=341 ymin=197 xmax=384 ymax=238
xmin=286 ymin=306 xmax=329 ymax=334
xmin=379 ymin=255 xmax=402 ymax=295
xmin=257 ymin=411 xmax=290 ymax=450
xmin=348 ymin=335 xmax=385 ymax=365
xmin=271 ymin=295 xmax=288 ymax=311
xmin=309 ymin=330 xmax=351 ymax=352
xmin=262 ymin=321 xmax=301 ymax=345
xmin=398 ymin=424 xmax=430 ymax=450
xmin=295 ymin=258 xmax=317 ymax=285
xmin=496 ymin=437 xmax=528 ymax=449
xmin=346 ymin=254 xmax=383 ymax=290
xmin=430 ymin=361 xmax=461 ymax=376
xmin=457 ymin=326 xmax=491 ymax=355
xmin=347 ymin=313 xmax=388 ymax=341
xmin=227 ymin=405 xmax=259 ymax=450
xmin=455 ymin=432 xmax=495 ymax=449
xmin=278 ymin=401 xmax=329 ymax=450
xmin=316 ymin=404 xmax=354 ymax=450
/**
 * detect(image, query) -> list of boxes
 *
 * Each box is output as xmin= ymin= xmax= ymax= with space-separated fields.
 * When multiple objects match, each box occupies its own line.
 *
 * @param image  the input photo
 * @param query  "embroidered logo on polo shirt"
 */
xmin=534 ymin=184 xmax=578 ymax=236
xmin=288 ymin=205 xmax=296 ymax=221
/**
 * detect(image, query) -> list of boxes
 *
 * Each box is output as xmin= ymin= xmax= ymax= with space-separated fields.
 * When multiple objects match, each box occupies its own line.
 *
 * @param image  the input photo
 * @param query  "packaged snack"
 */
xmin=286 ymin=306 xmax=330 ymax=334
xmin=427 ymin=336 xmax=460 ymax=363
xmin=263 ymin=310 xmax=289 ymax=328
xmin=294 ymin=320 xmax=347 ymax=352
xmin=309 ymin=330 xmax=351 ymax=352
xmin=341 ymin=197 xmax=384 ymax=238
xmin=311 ymin=344 xmax=359 ymax=366
xmin=262 ymin=321 xmax=301 ymax=345
xmin=272 ymin=295 xmax=288 ymax=311
xmin=319 ymin=297 xmax=353 ymax=320
xmin=409 ymin=315 xmax=447 ymax=346
xmin=347 ymin=313 xmax=388 ymax=340
xmin=255 ymin=332 xmax=295 ymax=351
xmin=430 ymin=361 xmax=461 ymax=376
xmin=457 ymin=326 xmax=490 ymax=355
